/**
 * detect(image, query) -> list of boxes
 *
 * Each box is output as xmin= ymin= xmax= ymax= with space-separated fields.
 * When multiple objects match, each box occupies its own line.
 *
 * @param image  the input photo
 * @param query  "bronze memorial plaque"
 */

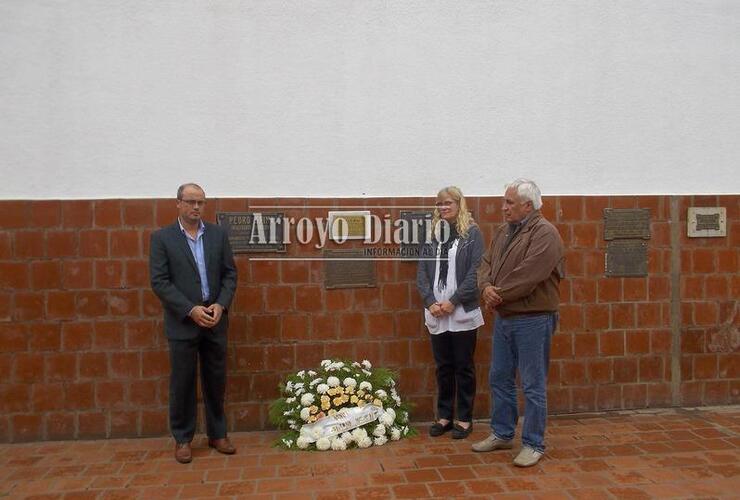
xmin=603 ymin=209 xmax=651 ymax=240
xmin=605 ymin=240 xmax=647 ymax=277
xmin=324 ymin=249 xmax=376 ymax=289
xmin=217 ymin=212 xmax=286 ymax=253
xmin=398 ymin=210 xmax=433 ymax=260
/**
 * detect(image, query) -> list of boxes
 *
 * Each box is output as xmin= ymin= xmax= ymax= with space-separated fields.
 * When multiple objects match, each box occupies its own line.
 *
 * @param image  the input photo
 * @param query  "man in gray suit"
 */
xmin=150 ymin=183 xmax=238 ymax=463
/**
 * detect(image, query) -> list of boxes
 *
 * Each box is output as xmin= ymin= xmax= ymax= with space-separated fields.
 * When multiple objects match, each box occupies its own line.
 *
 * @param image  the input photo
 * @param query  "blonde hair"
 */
xmin=431 ymin=186 xmax=475 ymax=240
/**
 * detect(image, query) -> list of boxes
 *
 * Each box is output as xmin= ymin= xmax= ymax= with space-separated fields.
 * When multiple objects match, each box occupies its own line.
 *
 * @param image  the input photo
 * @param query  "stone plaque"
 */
xmin=328 ymin=211 xmax=371 ymax=240
xmin=687 ymin=207 xmax=726 ymax=237
xmin=603 ymin=209 xmax=651 ymax=240
xmin=398 ymin=210 xmax=433 ymax=259
xmin=605 ymin=240 xmax=648 ymax=277
xmin=324 ymin=249 xmax=376 ymax=289
xmin=217 ymin=212 xmax=286 ymax=253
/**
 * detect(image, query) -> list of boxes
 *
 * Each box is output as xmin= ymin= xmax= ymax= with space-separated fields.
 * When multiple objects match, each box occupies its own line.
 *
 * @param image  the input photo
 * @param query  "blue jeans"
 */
xmin=489 ymin=312 xmax=557 ymax=452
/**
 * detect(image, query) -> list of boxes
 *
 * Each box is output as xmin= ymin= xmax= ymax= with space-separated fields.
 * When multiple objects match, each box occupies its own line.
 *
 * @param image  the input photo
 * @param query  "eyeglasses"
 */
xmin=179 ymin=199 xmax=207 ymax=207
xmin=435 ymin=201 xmax=456 ymax=208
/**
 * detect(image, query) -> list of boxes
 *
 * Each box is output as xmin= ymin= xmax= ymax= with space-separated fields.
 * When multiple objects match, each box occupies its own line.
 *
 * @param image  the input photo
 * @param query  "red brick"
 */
xmin=79 ymin=352 xmax=108 ymax=379
xmin=584 ymin=304 xmax=609 ymax=331
xmin=596 ymin=384 xmax=620 ymax=409
xmin=681 ymin=249 xmax=692 ymax=273
xmin=13 ymin=292 xmax=45 ymax=320
xmin=572 ymin=332 xmax=596 ymax=357
xmin=0 ymin=232 xmax=10 ymax=259
xmin=396 ymin=310 xmax=422 ymax=338
xmin=28 ymin=323 xmax=61 ymax=351
xmin=45 ymin=412 xmax=76 ymax=440
xmin=47 ymin=230 xmax=77 ymax=257
xmin=649 ymin=276 xmax=670 ymax=301
xmin=611 ymin=303 xmax=635 ymax=328
xmin=561 ymin=361 xmax=586 ymax=385
xmin=33 ymin=383 xmax=66 ymax=411
xmin=559 ymin=304 xmax=582 ymax=331
xmin=311 ymin=313 xmax=336 ymax=340
xmin=78 ymin=411 xmax=107 ymax=438
xmin=354 ymin=288 xmax=380 ymax=310
xmin=367 ymin=312 xmax=394 ymax=338
xmin=639 ymin=356 xmax=663 ymax=382
xmin=572 ymin=223 xmax=598 ymax=248
xmin=94 ymin=199 xmax=122 ymax=227
xmin=613 ymin=358 xmax=637 ymax=383
xmin=584 ymin=196 xmax=609 ymax=221
xmin=155 ymin=199 xmax=176 ymax=226
xmin=381 ymin=283 xmax=409 ymax=310
xmin=565 ymin=249 xmax=584 ymax=277
xmin=338 ymin=312 xmax=365 ymax=338
xmin=694 ymin=354 xmax=717 ymax=379
xmin=716 ymin=249 xmax=737 ymax=273
xmin=559 ymin=197 xmax=583 ymax=221
xmin=62 ymin=322 xmax=93 ymax=351
xmin=123 ymin=200 xmax=154 ymax=227
xmin=265 ymin=344 xmax=295 ymax=371
xmin=110 ymin=230 xmax=141 ymax=257
xmin=552 ymin=331 xmax=574 ymax=358
xmin=250 ymin=315 xmax=280 ymax=343
xmin=651 ymin=221 xmax=670 ymax=246
xmin=14 ymin=353 xmax=45 ymax=382
xmin=647 ymin=383 xmax=672 ymax=406
xmin=719 ymin=354 xmax=740 ymax=378
xmin=622 ymin=278 xmax=647 ymax=301
xmin=0 ymin=384 xmax=29 ymax=412
xmin=12 ymin=414 xmax=43 ymax=442
xmin=29 ymin=262 xmax=61 ymax=290
xmin=14 ymin=231 xmax=45 ymax=258
xmin=129 ymin=380 xmax=158 ymax=406
xmin=626 ymin=330 xmax=650 ymax=354
xmin=63 ymin=200 xmax=93 ymax=228
xmin=295 ymin=285 xmax=322 ymax=312
xmin=281 ymin=261 xmax=309 ymax=283
xmin=598 ymin=279 xmax=621 ymax=302
xmin=683 ymin=276 xmax=706 ymax=300
xmin=704 ymin=276 xmax=728 ymax=299
xmin=109 ymin=352 xmax=141 ymax=378
xmin=692 ymin=249 xmax=715 ymax=273
xmin=140 ymin=410 xmax=168 ymax=436
xmin=79 ymin=230 xmax=108 ymax=257
xmin=251 ymin=260 xmax=279 ymax=283
xmin=622 ymin=383 xmax=647 ymax=408
xmin=124 ymin=260 xmax=149 ymax=288
xmin=46 ymin=353 xmax=76 ymax=381
xmin=109 ymin=289 xmax=139 ymax=316
xmin=94 ymin=320 xmax=125 ymax=349
xmin=704 ymin=380 xmax=729 ymax=404
xmin=77 ymin=291 xmax=108 ymax=317
xmin=382 ymin=340 xmax=409 ymax=367
xmin=694 ymin=302 xmax=719 ymax=325
xmin=279 ymin=314 xmax=308 ymax=342
xmin=62 ymin=260 xmax=93 ymax=289
xmin=142 ymin=350 xmax=168 ymax=378
xmin=583 ymin=250 xmax=604 ymax=276
xmin=600 ymin=331 xmax=624 ymax=356
xmin=650 ymin=330 xmax=672 ymax=354
xmin=571 ymin=278 xmax=597 ymax=303
xmin=265 ymin=286 xmax=294 ymax=311
xmin=96 ymin=381 xmax=126 ymax=409
xmin=636 ymin=303 xmax=661 ymax=328
xmin=326 ymin=289 xmax=352 ymax=311
xmin=572 ymin=386 xmax=596 ymax=412
xmin=0 ymin=324 xmax=28 ymax=353
xmin=111 ymin=411 xmax=139 ymax=437
xmin=28 ymin=200 xmax=61 ymax=227
xmin=682 ymin=330 xmax=705 ymax=353
xmin=125 ymin=320 xmax=157 ymax=349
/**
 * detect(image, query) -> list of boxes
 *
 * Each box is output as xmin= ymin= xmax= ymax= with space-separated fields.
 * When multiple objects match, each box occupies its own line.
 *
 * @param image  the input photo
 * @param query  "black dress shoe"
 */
xmin=451 ymin=423 xmax=473 ymax=439
xmin=429 ymin=421 xmax=454 ymax=437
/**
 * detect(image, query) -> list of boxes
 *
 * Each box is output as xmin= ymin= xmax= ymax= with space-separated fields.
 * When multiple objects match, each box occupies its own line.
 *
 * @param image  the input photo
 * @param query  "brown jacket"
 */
xmin=477 ymin=211 xmax=564 ymax=317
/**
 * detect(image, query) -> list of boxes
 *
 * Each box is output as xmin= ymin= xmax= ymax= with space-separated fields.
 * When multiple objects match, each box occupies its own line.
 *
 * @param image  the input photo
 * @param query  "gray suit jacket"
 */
xmin=150 ymin=221 xmax=237 ymax=340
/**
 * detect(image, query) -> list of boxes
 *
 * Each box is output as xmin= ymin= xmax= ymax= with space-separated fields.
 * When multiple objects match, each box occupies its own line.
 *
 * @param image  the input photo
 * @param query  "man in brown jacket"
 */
xmin=472 ymin=179 xmax=564 ymax=467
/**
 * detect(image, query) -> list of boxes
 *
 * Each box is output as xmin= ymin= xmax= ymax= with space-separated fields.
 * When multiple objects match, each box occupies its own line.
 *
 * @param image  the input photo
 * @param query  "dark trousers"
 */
xmin=430 ymin=328 xmax=477 ymax=422
xmin=168 ymin=328 xmax=228 ymax=443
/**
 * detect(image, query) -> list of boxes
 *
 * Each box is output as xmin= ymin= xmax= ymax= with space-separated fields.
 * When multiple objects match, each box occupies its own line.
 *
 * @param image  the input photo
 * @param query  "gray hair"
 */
xmin=505 ymin=178 xmax=542 ymax=210
xmin=177 ymin=183 xmax=205 ymax=200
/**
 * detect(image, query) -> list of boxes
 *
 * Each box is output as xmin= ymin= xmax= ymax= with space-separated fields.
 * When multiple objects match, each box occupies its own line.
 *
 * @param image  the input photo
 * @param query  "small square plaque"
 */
xmin=327 ymin=211 xmax=371 ymax=241
xmin=687 ymin=207 xmax=726 ymax=238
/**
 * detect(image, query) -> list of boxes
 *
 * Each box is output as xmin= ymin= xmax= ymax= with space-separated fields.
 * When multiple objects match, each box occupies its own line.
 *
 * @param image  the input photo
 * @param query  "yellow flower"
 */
xmin=309 ymin=405 xmax=318 ymax=414
xmin=346 ymin=386 xmax=355 ymax=394
xmin=357 ymin=390 xmax=365 ymax=397
xmin=336 ymin=386 xmax=345 ymax=395
xmin=350 ymin=395 xmax=359 ymax=404
xmin=327 ymin=388 xmax=336 ymax=396
xmin=341 ymin=395 xmax=350 ymax=403
xmin=320 ymin=395 xmax=330 ymax=403
xmin=332 ymin=397 xmax=343 ymax=406
xmin=309 ymin=415 xmax=317 ymax=423
xmin=328 ymin=409 xmax=337 ymax=416
xmin=365 ymin=394 xmax=372 ymax=401
xmin=357 ymin=400 xmax=366 ymax=407
xmin=373 ymin=399 xmax=383 ymax=407
xmin=321 ymin=401 xmax=331 ymax=411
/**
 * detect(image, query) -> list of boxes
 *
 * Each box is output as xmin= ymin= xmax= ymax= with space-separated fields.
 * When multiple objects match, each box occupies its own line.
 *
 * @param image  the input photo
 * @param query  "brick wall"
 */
xmin=0 ymin=195 xmax=737 ymax=442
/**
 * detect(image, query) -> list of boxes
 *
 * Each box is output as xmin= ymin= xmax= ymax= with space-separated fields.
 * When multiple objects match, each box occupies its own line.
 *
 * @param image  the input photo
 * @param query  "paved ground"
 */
xmin=1 ymin=406 xmax=738 ymax=499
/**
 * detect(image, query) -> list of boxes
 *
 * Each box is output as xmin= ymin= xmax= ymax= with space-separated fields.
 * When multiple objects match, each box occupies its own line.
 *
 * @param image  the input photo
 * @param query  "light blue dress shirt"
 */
xmin=179 ymin=219 xmax=210 ymax=302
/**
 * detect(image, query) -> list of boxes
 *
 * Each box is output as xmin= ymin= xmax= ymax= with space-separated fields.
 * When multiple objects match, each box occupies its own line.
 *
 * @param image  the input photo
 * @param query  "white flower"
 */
xmin=309 ymin=378 xmax=323 ymax=386
xmin=285 ymin=397 xmax=296 ymax=404
xmin=379 ymin=412 xmax=394 ymax=426
xmin=300 ymin=407 xmax=311 ymax=421
xmin=283 ymin=438 xmax=293 ymax=448
xmin=385 ymin=408 xmax=396 ymax=421
xmin=294 ymin=388 xmax=305 ymax=396
xmin=327 ymin=376 xmax=340 ymax=387
xmin=340 ymin=432 xmax=353 ymax=444
xmin=352 ymin=362 xmax=361 ymax=368
xmin=285 ymin=381 xmax=293 ymax=393
xmin=300 ymin=393 xmax=315 ymax=406
xmin=308 ymin=370 xmax=317 ymax=377
xmin=316 ymin=383 xmax=329 ymax=394
xmin=296 ymin=436 xmax=310 ymax=449
xmin=320 ymin=359 xmax=332 ymax=368
xmin=374 ymin=435 xmax=388 ymax=446
xmin=402 ymin=426 xmax=409 ymax=436
xmin=316 ymin=437 xmax=331 ymax=451
xmin=296 ymin=370 xmax=305 ymax=378
xmin=351 ymin=427 xmax=368 ymax=441
xmin=343 ymin=377 xmax=357 ymax=387
xmin=357 ymin=436 xmax=372 ymax=448
xmin=362 ymin=369 xmax=371 ymax=376
xmin=362 ymin=360 xmax=372 ymax=369
xmin=330 ymin=438 xmax=347 ymax=451
xmin=390 ymin=427 xmax=401 ymax=441
xmin=312 ymin=428 xmax=323 ymax=440
xmin=373 ymin=424 xmax=386 ymax=437
xmin=359 ymin=381 xmax=372 ymax=391
xmin=375 ymin=389 xmax=387 ymax=400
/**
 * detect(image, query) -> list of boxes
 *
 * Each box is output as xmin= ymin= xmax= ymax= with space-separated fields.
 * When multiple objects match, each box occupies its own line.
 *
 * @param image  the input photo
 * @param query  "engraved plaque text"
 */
xmin=605 ymin=240 xmax=648 ymax=277
xmin=324 ymin=249 xmax=377 ymax=289
xmin=603 ymin=209 xmax=651 ymax=240
xmin=217 ymin=212 xmax=285 ymax=253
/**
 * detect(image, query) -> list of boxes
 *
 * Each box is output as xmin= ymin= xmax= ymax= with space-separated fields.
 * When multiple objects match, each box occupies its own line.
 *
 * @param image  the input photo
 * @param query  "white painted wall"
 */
xmin=1 ymin=1 xmax=739 ymax=199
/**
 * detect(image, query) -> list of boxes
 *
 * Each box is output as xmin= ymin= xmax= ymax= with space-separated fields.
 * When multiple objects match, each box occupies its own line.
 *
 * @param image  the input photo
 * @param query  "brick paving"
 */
xmin=1 ymin=406 xmax=738 ymax=499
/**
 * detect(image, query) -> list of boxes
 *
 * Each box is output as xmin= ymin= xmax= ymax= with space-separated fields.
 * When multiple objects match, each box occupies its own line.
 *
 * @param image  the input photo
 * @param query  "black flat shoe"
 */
xmin=429 ymin=421 xmax=454 ymax=437
xmin=451 ymin=423 xmax=473 ymax=439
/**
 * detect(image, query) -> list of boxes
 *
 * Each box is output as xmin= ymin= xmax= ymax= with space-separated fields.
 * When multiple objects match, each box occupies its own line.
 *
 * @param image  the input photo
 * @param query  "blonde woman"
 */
xmin=416 ymin=186 xmax=484 ymax=439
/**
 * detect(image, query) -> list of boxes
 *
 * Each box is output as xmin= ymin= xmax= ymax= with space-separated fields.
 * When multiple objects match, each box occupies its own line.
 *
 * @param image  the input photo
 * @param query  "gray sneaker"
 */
xmin=471 ymin=433 xmax=513 ymax=452
xmin=513 ymin=446 xmax=544 ymax=467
